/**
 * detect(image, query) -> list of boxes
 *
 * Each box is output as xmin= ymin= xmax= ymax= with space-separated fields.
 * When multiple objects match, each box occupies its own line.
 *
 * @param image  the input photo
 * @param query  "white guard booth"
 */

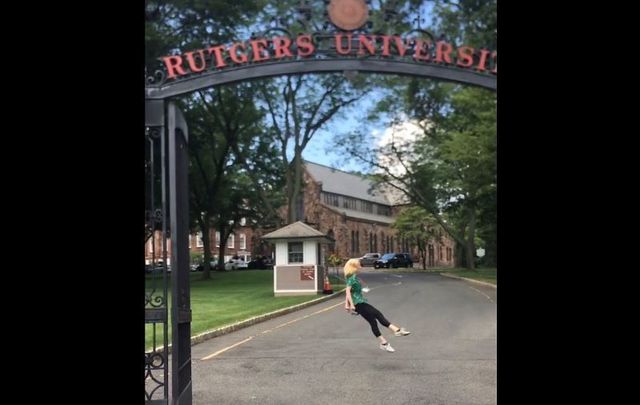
xmin=261 ymin=221 xmax=334 ymax=296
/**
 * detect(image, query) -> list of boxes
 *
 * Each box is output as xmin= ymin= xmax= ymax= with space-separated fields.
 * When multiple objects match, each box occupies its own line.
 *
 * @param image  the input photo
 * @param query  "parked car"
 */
xmin=359 ymin=253 xmax=381 ymax=267
xmin=146 ymin=262 xmax=171 ymax=273
xmin=247 ymin=256 xmax=273 ymax=270
xmin=195 ymin=261 xmax=220 ymax=272
xmin=373 ymin=253 xmax=413 ymax=269
xmin=400 ymin=253 xmax=414 ymax=268
xmin=225 ymin=258 xmax=248 ymax=271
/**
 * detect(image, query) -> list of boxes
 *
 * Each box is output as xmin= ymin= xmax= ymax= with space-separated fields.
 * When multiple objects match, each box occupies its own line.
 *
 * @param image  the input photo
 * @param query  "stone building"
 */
xmin=295 ymin=161 xmax=455 ymax=268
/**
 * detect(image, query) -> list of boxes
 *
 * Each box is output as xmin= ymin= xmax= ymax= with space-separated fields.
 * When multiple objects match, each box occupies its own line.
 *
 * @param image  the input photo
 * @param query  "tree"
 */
xmin=182 ymin=83 xmax=277 ymax=278
xmin=256 ymin=74 xmax=369 ymax=223
xmin=392 ymin=207 xmax=441 ymax=269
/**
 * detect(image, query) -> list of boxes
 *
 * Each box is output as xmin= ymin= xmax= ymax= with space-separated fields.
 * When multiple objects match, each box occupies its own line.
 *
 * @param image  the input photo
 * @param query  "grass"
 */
xmin=145 ymin=269 xmax=346 ymax=351
xmin=439 ymin=267 xmax=497 ymax=285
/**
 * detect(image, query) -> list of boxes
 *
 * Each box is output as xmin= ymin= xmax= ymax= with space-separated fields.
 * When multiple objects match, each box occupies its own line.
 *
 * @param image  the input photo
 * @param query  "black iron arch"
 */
xmin=145 ymin=58 xmax=495 ymax=100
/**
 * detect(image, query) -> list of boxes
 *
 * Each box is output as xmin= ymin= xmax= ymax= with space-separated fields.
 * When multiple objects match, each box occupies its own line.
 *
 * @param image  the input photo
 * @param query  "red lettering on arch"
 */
xmin=435 ymin=41 xmax=453 ymax=64
xmin=476 ymin=49 xmax=491 ymax=72
xmin=456 ymin=46 xmax=475 ymax=68
xmin=358 ymin=35 xmax=377 ymax=56
xmin=413 ymin=39 xmax=431 ymax=61
xmin=162 ymin=55 xmax=187 ymax=79
xmin=185 ymin=50 xmax=207 ymax=73
xmin=250 ymin=39 xmax=270 ymax=62
xmin=207 ymin=45 xmax=227 ymax=68
xmin=229 ymin=42 xmax=248 ymax=64
xmin=296 ymin=34 xmax=315 ymax=57
xmin=272 ymin=36 xmax=293 ymax=59
xmin=491 ymin=51 xmax=497 ymax=75
xmin=334 ymin=34 xmax=353 ymax=55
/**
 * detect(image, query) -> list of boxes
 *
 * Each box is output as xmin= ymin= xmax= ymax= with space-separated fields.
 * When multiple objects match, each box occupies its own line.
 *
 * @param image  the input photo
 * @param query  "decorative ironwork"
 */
xmin=145 ymin=67 xmax=168 ymax=86
xmin=145 ymin=121 xmax=169 ymax=403
xmin=145 ymin=292 xmax=166 ymax=308
xmin=327 ymin=0 xmax=369 ymax=31
xmin=144 ymin=351 xmax=168 ymax=401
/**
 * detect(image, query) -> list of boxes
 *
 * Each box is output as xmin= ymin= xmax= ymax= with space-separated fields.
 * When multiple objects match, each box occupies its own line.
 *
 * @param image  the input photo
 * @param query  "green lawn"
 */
xmin=145 ymin=270 xmax=345 ymax=351
xmin=439 ymin=267 xmax=497 ymax=285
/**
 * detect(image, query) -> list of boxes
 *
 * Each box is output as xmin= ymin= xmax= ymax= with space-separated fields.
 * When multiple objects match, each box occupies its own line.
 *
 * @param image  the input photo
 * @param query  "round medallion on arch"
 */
xmin=327 ymin=0 xmax=369 ymax=31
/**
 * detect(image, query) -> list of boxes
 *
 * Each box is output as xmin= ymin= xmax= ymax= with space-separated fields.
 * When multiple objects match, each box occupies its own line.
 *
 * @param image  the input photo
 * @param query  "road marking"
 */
xmin=201 ymin=336 xmax=254 ymax=360
xmin=469 ymin=286 xmax=494 ymax=303
xmin=200 ymin=302 xmax=344 ymax=361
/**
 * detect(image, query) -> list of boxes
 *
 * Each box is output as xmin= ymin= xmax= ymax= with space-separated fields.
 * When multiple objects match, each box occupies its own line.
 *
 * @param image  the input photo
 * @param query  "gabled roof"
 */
xmin=261 ymin=221 xmax=334 ymax=242
xmin=304 ymin=161 xmax=390 ymax=205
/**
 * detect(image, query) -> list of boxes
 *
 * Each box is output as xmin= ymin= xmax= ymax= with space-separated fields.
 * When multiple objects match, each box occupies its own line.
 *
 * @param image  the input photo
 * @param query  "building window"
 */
xmin=343 ymin=197 xmax=357 ymax=210
xmin=228 ymin=234 xmax=235 ymax=249
xmin=373 ymin=234 xmax=378 ymax=252
xmin=377 ymin=205 xmax=391 ymax=216
xmin=390 ymin=236 xmax=394 ymax=252
xmin=239 ymin=233 xmax=246 ymax=250
xmin=323 ymin=192 xmax=339 ymax=207
xmin=361 ymin=201 xmax=373 ymax=213
xmin=288 ymin=242 xmax=303 ymax=263
xmin=216 ymin=232 xmax=220 ymax=248
xmin=369 ymin=232 xmax=373 ymax=252
xmin=439 ymin=246 xmax=443 ymax=260
xmin=196 ymin=232 xmax=204 ymax=247
xmin=356 ymin=230 xmax=359 ymax=254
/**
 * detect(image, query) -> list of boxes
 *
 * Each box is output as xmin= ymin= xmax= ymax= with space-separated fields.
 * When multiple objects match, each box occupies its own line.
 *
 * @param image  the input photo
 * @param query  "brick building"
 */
xmin=145 ymin=161 xmax=455 ymax=268
xmin=145 ymin=223 xmax=259 ymax=265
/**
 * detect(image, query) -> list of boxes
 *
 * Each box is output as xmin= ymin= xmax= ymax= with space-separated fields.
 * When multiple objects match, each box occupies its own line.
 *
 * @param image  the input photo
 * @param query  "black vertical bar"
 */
xmin=168 ymin=102 xmax=192 ymax=405
xmin=160 ymin=108 xmax=169 ymax=400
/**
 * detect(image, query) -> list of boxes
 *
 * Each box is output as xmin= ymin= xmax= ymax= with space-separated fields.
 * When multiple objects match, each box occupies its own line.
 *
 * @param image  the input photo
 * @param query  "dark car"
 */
xmin=359 ymin=253 xmax=381 ymax=267
xmin=373 ymin=253 xmax=413 ymax=269
xmin=400 ymin=253 xmax=414 ymax=268
xmin=247 ymin=256 xmax=273 ymax=270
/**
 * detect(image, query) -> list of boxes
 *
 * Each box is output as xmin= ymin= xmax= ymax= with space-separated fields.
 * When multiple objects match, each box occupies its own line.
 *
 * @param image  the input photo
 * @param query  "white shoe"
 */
xmin=379 ymin=342 xmax=395 ymax=352
xmin=394 ymin=328 xmax=411 ymax=336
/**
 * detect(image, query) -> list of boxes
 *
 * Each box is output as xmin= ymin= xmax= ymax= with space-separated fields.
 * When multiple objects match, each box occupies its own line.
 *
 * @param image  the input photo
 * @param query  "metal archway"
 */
xmin=146 ymin=58 xmax=495 ymax=100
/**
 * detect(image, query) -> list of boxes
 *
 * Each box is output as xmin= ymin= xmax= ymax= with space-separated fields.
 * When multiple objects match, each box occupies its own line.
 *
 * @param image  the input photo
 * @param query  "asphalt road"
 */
xmin=186 ymin=271 xmax=496 ymax=404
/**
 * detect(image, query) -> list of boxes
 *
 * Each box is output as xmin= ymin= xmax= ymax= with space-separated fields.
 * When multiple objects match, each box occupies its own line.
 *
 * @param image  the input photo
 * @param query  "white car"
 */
xmin=224 ymin=258 xmax=248 ymax=270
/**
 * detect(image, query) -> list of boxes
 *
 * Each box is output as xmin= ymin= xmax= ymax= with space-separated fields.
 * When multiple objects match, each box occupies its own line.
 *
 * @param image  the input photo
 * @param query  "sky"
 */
xmin=301 ymin=85 xmax=424 ymax=176
xmin=299 ymin=1 xmax=436 ymax=175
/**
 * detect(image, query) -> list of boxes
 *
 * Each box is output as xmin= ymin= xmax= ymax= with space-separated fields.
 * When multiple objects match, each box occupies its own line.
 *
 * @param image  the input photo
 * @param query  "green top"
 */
xmin=346 ymin=274 xmax=367 ymax=305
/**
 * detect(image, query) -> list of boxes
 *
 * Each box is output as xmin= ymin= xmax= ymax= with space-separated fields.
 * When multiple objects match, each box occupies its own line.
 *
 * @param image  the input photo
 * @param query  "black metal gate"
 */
xmin=145 ymin=101 xmax=192 ymax=405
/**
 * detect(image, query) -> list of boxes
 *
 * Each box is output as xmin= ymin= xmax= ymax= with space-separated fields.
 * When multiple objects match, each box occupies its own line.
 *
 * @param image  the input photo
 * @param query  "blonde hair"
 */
xmin=343 ymin=258 xmax=361 ymax=277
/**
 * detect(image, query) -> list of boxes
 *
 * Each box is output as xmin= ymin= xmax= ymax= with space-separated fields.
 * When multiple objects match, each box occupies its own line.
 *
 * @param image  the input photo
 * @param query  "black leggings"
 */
xmin=355 ymin=303 xmax=391 ymax=337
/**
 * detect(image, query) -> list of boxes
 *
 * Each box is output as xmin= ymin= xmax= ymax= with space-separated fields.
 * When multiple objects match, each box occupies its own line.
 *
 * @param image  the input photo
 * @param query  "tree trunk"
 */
xmin=465 ymin=207 xmax=477 ymax=270
xmin=286 ymin=161 xmax=295 ymax=224
xmin=217 ymin=223 xmax=228 ymax=270
xmin=286 ymin=152 xmax=304 ymax=223
xmin=200 ymin=217 xmax=212 ymax=280
xmin=292 ymin=150 xmax=304 ymax=222
xmin=417 ymin=238 xmax=427 ymax=270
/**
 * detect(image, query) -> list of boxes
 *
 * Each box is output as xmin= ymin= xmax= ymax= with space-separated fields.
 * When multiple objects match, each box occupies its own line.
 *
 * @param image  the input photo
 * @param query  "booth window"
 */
xmin=288 ymin=242 xmax=303 ymax=263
